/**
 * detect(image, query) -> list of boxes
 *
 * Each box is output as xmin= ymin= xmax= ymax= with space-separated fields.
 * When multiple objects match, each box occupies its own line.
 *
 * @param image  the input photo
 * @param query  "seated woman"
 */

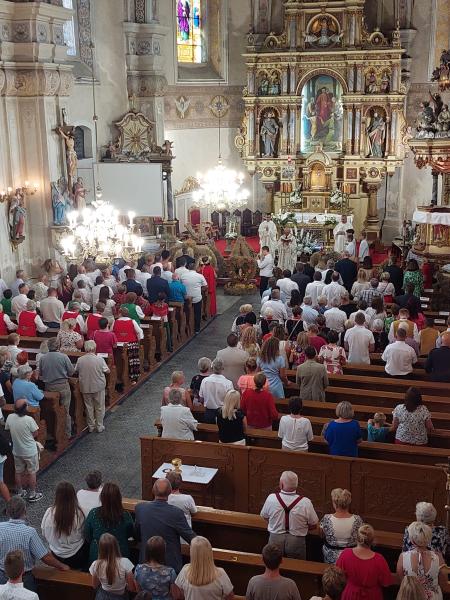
xmin=216 ymin=389 xmax=246 ymax=445
xmin=392 ymin=387 xmax=434 ymax=446
xmin=309 ymin=565 xmax=347 ymax=600
xmin=237 ymin=357 xmax=268 ymax=393
xmin=320 ymin=489 xmax=363 ymax=564
xmin=323 ymin=402 xmax=362 ymax=458
xmin=56 ymin=319 xmax=84 ymax=353
xmin=41 ymin=481 xmax=87 ymax=569
xmin=174 ymin=536 xmax=233 ymax=600
xmin=396 ymin=521 xmax=448 ymax=600
xmin=162 ymin=370 xmax=193 ymax=408
xmin=160 ymin=389 xmax=197 ymax=440
xmin=241 ymin=372 xmax=279 ymax=430
xmin=89 ymin=533 xmax=136 ymax=599
xmin=278 ymin=396 xmax=313 ymax=452
xmin=402 ymin=501 xmax=449 ymax=557
xmin=336 ymin=524 xmax=393 ymax=600
xmin=318 ymin=330 xmax=347 ymax=375
xmin=135 ymin=536 xmax=176 ymax=598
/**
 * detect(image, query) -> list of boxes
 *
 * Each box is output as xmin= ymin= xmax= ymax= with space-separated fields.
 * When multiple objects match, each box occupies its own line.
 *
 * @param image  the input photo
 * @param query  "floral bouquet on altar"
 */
xmin=296 ymin=229 xmax=321 ymax=255
xmin=271 ymin=211 xmax=297 ymax=229
xmin=289 ymin=187 xmax=304 ymax=207
xmin=329 ymin=188 xmax=349 ymax=210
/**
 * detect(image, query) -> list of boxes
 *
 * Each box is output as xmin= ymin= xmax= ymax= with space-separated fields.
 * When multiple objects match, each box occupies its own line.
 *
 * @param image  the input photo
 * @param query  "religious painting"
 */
xmin=304 ymin=15 xmax=343 ymax=48
xmin=301 ymin=75 xmax=343 ymax=153
xmin=346 ymin=168 xmax=358 ymax=180
xmin=347 ymin=183 xmax=357 ymax=195
xmin=177 ymin=0 xmax=204 ymax=64
xmin=257 ymin=70 xmax=281 ymax=96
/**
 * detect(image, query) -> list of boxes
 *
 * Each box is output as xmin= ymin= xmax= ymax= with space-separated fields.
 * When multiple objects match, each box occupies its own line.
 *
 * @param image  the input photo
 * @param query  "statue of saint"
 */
xmin=51 ymin=178 xmax=70 ymax=225
xmin=416 ymin=101 xmax=436 ymax=134
xmin=305 ymin=18 xmax=343 ymax=47
xmin=258 ymin=213 xmax=278 ymax=255
xmin=260 ymin=111 xmax=279 ymax=157
xmin=9 ymin=189 xmax=26 ymax=241
xmin=365 ymin=72 xmax=378 ymax=93
xmin=365 ymin=112 xmax=386 ymax=158
xmin=73 ymin=177 xmax=88 ymax=211
xmin=437 ymin=104 xmax=450 ymax=133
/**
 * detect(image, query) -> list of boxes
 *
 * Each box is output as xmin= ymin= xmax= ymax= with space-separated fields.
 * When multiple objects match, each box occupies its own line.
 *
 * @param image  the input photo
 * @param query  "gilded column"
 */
xmin=354 ymin=106 xmax=361 ymax=155
xmin=248 ymin=109 xmax=255 ymax=156
xmin=248 ymin=67 xmax=256 ymax=96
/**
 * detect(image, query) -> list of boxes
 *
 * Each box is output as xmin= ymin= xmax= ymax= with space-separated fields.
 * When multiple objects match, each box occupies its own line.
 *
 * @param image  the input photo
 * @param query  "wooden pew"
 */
xmin=169 ymin=301 xmax=188 ymax=345
xmin=184 ymin=297 xmax=195 ymax=337
xmin=370 ymin=353 xmax=426 ymax=367
xmin=140 ymin=321 xmax=156 ymax=371
xmin=148 ymin=316 xmax=168 ymax=362
xmin=140 ymin=437 xmax=447 ymax=533
xmin=324 ymin=373 xmax=449 ymax=397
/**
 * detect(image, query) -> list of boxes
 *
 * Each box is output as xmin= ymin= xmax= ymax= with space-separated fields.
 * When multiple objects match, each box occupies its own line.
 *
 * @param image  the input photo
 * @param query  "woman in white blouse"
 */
xmin=350 ymin=269 xmax=370 ymax=300
xmin=377 ymin=272 xmax=396 ymax=302
xmin=278 ymin=397 xmax=313 ymax=451
xmin=41 ymin=481 xmax=86 ymax=569
xmin=320 ymin=489 xmax=363 ymax=564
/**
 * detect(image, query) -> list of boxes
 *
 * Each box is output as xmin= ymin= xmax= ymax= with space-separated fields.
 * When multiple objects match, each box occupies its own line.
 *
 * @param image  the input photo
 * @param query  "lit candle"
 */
xmin=33 ymin=182 xmax=38 ymax=191
xmin=24 ymin=181 xmax=30 ymax=187
xmin=7 ymin=187 xmax=12 ymax=193
xmin=128 ymin=211 xmax=135 ymax=227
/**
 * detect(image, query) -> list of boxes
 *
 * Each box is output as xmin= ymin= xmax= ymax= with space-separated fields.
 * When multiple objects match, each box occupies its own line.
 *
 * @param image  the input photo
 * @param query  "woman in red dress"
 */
xmin=200 ymin=256 xmax=217 ymax=316
xmin=336 ymin=524 xmax=393 ymax=600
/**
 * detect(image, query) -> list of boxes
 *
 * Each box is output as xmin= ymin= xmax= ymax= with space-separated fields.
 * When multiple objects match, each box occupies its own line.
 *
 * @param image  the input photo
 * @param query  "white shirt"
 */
xmin=32 ymin=314 xmax=48 ymax=333
xmin=324 ymin=307 xmax=347 ymax=333
xmin=89 ymin=558 xmax=134 ymax=594
xmin=388 ymin=319 xmax=419 ymax=343
xmin=137 ymin=271 xmax=152 ymax=292
xmin=345 ymin=239 xmax=356 ymax=257
xmin=382 ymin=341 xmax=417 ymax=376
xmin=358 ymin=239 xmax=369 ymax=262
xmin=39 ymin=296 xmax=65 ymax=323
xmin=175 ymin=266 xmax=189 ymax=278
xmin=278 ymin=415 xmax=313 ymax=451
xmin=168 ymin=492 xmax=197 ymax=527
xmin=199 ymin=373 xmax=234 ymax=410
xmin=257 ymin=254 xmax=274 ymax=278
xmin=323 ymin=282 xmax=347 ymax=307
xmin=41 ymin=506 xmax=85 ymax=558
xmin=161 ymin=270 xmax=173 ymax=282
xmin=276 ymin=278 xmax=299 ymax=300
xmin=344 ymin=325 xmax=375 ymax=364
xmin=73 ymin=273 xmax=93 ymax=289
xmin=85 ymin=269 xmax=102 ymax=286
xmin=0 ymin=279 xmax=7 ymax=301
xmin=180 ymin=271 xmax=207 ymax=304
xmin=160 ymin=404 xmax=198 ymax=440
xmin=103 ymin=276 xmax=118 ymax=293
xmin=0 ymin=582 xmax=38 ymax=599
xmin=305 ymin=281 xmax=325 ymax=306
xmin=10 ymin=278 xmax=24 ymax=298
xmin=261 ymin=491 xmax=318 ymax=536
xmin=261 ymin=300 xmax=288 ymax=322
xmin=349 ymin=310 xmax=370 ymax=326
xmin=92 ymin=285 xmax=113 ymax=306
xmin=11 ymin=294 xmax=28 ymax=317
xmin=1 ymin=314 xmax=17 ymax=332
xmin=300 ymin=304 xmax=319 ymax=326
xmin=77 ymin=488 xmax=102 ymax=516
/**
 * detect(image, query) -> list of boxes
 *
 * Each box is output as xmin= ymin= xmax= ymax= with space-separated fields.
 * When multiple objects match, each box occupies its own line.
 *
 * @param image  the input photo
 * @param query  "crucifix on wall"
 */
xmin=56 ymin=111 xmax=78 ymax=195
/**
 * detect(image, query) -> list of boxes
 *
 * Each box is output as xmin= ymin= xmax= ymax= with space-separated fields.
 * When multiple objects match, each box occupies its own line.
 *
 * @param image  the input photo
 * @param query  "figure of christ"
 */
xmin=315 ymin=87 xmax=332 ymax=130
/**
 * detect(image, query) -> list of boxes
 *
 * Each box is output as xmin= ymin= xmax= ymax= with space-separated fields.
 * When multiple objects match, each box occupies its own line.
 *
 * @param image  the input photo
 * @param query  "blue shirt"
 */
xmin=124 ymin=279 xmax=143 ymax=295
xmin=324 ymin=420 xmax=362 ymax=457
xmin=0 ymin=520 xmax=48 ymax=571
xmin=257 ymin=356 xmax=286 ymax=399
xmin=12 ymin=379 xmax=44 ymax=407
xmin=168 ymin=281 xmax=187 ymax=303
xmin=367 ymin=423 xmax=390 ymax=443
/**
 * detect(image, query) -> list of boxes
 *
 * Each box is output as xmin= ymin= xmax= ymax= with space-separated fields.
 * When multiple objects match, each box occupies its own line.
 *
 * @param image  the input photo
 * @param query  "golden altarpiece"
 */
xmin=235 ymin=0 xmax=408 ymax=242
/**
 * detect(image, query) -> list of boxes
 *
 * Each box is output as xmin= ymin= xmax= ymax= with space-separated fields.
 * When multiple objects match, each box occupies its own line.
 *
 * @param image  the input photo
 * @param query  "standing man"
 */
xmin=382 ymin=328 xmax=417 ymax=377
xmin=199 ymin=358 xmax=234 ymax=423
xmin=291 ymin=263 xmax=311 ymax=302
xmin=295 ymin=346 xmax=329 ymax=401
xmin=10 ymin=270 xmax=26 ymax=298
xmin=180 ymin=263 xmax=207 ymax=335
xmin=344 ymin=230 xmax=356 ymax=258
xmin=257 ymin=246 xmax=274 ymax=296
xmin=344 ymin=312 xmax=375 ymax=364
xmin=146 ymin=266 xmax=170 ymax=304
xmin=335 ymin=251 xmax=358 ymax=293
xmin=134 ymin=478 xmax=196 ymax=573
xmin=38 ymin=337 xmax=74 ymax=438
xmin=216 ymin=333 xmax=249 ymax=389
xmin=358 ymin=230 xmax=369 ymax=264
xmin=75 ymin=340 xmax=110 ymax=433
xmin=39 ymin=288 xmax=64 ymax=328
xmin=5 ymin=399 xmax=43 ymax=502
xmin=278 ymin=228 xmax=297 ymax=272
xmin=11 ymin=284 xmax=29 ymax=318
xmin=258 ymin=214 xmax=278 ymax=256
xmin=245 ymin=544 xmax=301 ymax=600
xmin=260 ymin=471 xmax=318 ymax=560
xmin=333 ymin=215 xmax=350 ymax=253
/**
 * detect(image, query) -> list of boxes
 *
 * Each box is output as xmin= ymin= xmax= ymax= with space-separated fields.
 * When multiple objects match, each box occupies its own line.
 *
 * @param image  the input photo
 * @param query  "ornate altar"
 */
xmin=235 ymin=0 xmax=408 ymax=240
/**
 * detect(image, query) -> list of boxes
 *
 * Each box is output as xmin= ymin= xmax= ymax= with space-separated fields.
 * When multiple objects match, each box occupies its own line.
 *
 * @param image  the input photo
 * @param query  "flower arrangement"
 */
xmin=324 ymin=215 xmax=338 ymax=227
xmin=296 ymin=229 xmax=321 ymax=255
xmin=289 ymin=188 xmax=304 ymax=207
xmin=224 ymin=231 xmax=238 ymax=240
xmin=271 ymin=211 xmax=297 ymax=229
xmin=329 ymin=188 xmax=349 ymax=210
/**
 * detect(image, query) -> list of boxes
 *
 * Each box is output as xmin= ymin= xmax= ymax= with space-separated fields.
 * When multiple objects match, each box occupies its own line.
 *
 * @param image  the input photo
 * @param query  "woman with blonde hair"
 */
xmin=216 ymin=390 xmax=247 ymax=445
xmin=162 ymin=370 xmax=193 ymax=408
xmin=402 ymin=502 xmax=449 ymax=556
xmin=257 ymin=337 xmax=289 ymax=399
xmin=351 ymin=269 xmax=370 ymax=299
xmin=320 ymin=489 xmax=363 ymax=563
xmin=174 ymin=536 xmax=234 ymax=599
xmin=290 ymin=331 xmax=309 ymax=367
xmin=237 ymin=326 xmax=260 ymax=357
xmin=56 ymin=318 xmax=84 ymax=352
xmin=377 ymin=272 xmax=395 ymax=303
xmin=396 ymin=575 xmax=426 ymax=600
xmin=309 ymin=565 xmax=347 ymax=600
xmin=396 ymin=522 xmax=448 ymax=600
xmin=336 ymin=524 xmax=393 ymax=600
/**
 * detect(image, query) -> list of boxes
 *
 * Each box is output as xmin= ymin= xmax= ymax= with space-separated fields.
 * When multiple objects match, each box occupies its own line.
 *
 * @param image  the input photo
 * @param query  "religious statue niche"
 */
xmin=301 ymin=75 xmax=343 ymax=153
xmin=365 ymin=107 xmax=387 ymax=158
xmin=51 ymin=177 xmax=71 ymax=226
xmin=257 ymin=70 xmax=281 ymax=96
xmin=364 ymin=69 xmax=391 ymax=94
xmin=8 ymin=189 xmax=26 ymax=246
xmin=304 ymin=15 xmax=343 ymax=49
xmin=310 ymin=162 xmax=327 ymax=191
xmin=260 ymin=108 xmax=280 ymax=157
xmin=365 ymin=70 xmax=378 ymax=93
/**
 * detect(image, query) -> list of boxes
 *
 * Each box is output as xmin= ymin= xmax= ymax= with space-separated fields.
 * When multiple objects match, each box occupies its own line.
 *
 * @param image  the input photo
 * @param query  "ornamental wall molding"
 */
xmin=127 ymin=73 xmax=168 ymax=98
xmin=0 ymin=66 xmax=74 ymax=97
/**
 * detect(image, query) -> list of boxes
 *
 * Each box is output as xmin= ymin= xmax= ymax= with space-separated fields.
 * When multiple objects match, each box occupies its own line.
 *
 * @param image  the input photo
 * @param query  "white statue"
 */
xmin=258 ymin=214 xmax=278 ymax=256
xmin=277 ymin=227 xmax=297 ymax=272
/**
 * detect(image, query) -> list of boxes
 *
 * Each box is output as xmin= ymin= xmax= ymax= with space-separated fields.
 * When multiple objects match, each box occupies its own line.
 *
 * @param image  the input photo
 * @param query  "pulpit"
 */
xmin=413 ymin=207 xmax=450 ymax=262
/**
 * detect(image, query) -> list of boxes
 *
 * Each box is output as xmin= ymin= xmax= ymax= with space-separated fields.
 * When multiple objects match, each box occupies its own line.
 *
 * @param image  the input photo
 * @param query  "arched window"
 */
xmin=62 ymin=0 xmax=77 ymax=56
xmin=176 ymin=0 xmax=206 ymax=64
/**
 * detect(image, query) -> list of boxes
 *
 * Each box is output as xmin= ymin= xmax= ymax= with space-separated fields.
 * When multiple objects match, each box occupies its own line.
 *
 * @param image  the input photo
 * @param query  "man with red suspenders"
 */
xmin=260 ymin=470 xmax=318 ymax=559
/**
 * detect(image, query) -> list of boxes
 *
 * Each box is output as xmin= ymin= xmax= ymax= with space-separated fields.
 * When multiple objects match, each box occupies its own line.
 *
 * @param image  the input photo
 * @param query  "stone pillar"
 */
xmin=248 ymin=109 xmax=255 ymax=156
xmin=264 ymin=184 xmax=274 ymax=213
xmin=166 ymin=168 xmax=174 ymax=220
xmin=442 ymin=173 xmax=450 ymax=206
xmin=355 ymin=65 xmax=364 ymax=92
xmin=354 ymin=106 xmax=362 ymax=155
xmin=365 ymin=183 xmax=381 ymax=240
xmin=431 ymin=170 xmax=439 ymax=206
xmin=346 ymin=106 xmax=354 ymax=155
xmin=281 ymin=67 xmax=288 ymax=95
xmin=0 ymin=2 xmax=74 ymax=280
xmin=347 ymin=65 xmax=355 ymax=93
xmin=390 ymin=110 xmax=398 ymax=156
xmin=290 ymin=67 xmax=297 ymax=95
xmin=281 ymin=108 xmax=289 ymax=155
xmin=248 ymin=67 xmax=256 ymax=96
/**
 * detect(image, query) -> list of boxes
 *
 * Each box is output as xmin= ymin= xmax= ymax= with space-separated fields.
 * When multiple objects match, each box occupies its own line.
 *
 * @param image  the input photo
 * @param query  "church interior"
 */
xmin=0 ymin=0 xmax=449 ymax=598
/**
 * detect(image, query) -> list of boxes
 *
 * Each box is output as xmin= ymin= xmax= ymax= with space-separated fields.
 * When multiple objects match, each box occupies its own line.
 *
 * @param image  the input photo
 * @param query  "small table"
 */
xmin=153 ymin=463 xmax=218 ymax=505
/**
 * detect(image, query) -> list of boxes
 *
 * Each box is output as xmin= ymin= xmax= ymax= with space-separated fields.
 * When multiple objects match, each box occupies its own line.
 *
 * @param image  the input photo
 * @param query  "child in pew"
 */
xmin=90 ymin=533 xmax=136 ymax=599
xmin=150 ymin=292 xmax=172 ymax=353
xmin=0 ymin=290 xmax=13 ymax=317
xmin=367 ymin=413 xmax=392 ymax=443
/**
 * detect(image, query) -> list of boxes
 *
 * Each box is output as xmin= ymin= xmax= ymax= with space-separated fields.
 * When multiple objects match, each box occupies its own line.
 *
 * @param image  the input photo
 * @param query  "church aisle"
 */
xmin=23 ymin=291 xmax=259 ymax=531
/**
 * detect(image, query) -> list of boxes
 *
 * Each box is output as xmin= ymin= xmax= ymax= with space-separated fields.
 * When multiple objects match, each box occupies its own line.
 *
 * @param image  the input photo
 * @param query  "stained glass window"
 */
xmin=177 ymin=0 xmax=205 ymax=64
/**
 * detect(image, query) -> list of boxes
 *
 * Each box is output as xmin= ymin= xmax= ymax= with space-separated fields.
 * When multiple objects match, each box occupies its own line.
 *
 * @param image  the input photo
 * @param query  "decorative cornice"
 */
xmin=0 ymin=65 xmax=74 ymax=96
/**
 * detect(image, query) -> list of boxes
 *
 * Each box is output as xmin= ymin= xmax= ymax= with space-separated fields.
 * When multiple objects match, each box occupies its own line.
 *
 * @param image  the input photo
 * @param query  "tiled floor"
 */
xmin=22 ymin=290 xmax=260 ymax=531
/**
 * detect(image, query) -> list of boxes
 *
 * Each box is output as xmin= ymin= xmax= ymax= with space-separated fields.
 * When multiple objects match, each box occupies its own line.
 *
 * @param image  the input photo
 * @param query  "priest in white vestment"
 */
xmin=333 ymin=215 xmax=351 ymax=253
xmin=277 ymin=228 xmax=297 ymax=272
xmin=258 ymin=214 xmax=278 ymax=256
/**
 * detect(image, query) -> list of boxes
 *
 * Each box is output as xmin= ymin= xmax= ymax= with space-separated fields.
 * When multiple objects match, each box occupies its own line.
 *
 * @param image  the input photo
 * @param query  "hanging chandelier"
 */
xmin=60 ymin=202 xmax=143 ymax=262
xmin=192 ymin=92 xmax=249 ymax=212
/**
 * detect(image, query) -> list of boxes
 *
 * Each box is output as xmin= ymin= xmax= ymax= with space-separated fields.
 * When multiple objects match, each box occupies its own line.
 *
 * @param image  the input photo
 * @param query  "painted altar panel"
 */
xmin=301 ymin=75 xmax=343 ymax=153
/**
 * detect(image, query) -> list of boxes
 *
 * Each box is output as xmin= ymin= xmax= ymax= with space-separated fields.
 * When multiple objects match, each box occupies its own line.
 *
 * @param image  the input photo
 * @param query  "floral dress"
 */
xmin=318 ymin=344 xmax=346 ymax=375
xmin=402 ymin=525 xmax=449 ymax=556
xmin=135 ymin=563 xmax=176 ymax=599
xmin=401 ymin=550 xmax=442 ymax=600
xmin=403 ymin=270 xmax=424 ymax=297
xmin=320 ymin=514 xmax=364 ymax=563
xmin=392 ymin=404 xmax=431 ymax=445
xmin=56 ymin=329 xmax=83 ymax=352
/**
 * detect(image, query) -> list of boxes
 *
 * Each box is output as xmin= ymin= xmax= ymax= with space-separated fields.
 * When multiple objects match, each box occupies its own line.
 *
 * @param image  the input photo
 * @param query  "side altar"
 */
xmin=235 ymin=0 xmax=409 ymax=241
